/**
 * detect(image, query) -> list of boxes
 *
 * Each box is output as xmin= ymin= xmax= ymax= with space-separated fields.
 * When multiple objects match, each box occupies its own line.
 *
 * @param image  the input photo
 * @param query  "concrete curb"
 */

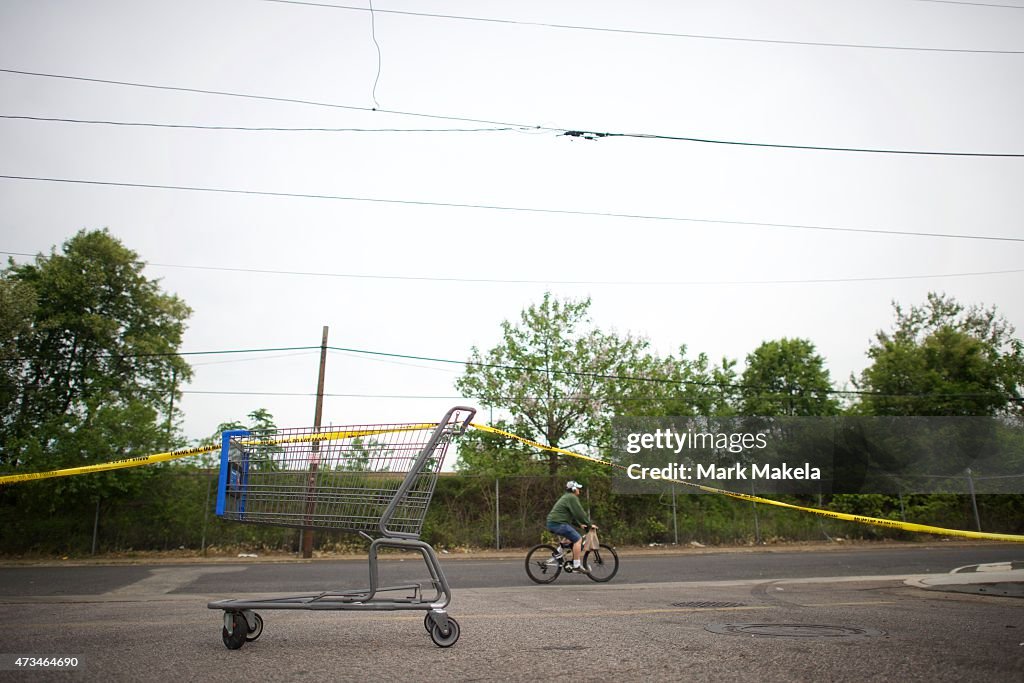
xmin=905 ymin=562 xmax=1024 ymax=598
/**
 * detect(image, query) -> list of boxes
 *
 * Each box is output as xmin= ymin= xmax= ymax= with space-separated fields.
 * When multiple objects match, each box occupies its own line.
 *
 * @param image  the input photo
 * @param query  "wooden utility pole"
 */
xmin=302 ymin=325 xmax=329 ymax=559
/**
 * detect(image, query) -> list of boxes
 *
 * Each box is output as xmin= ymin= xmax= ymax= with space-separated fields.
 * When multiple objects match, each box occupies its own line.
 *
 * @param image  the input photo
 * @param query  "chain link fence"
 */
xmin=2 ymin=470 xmax=1022 ymax=555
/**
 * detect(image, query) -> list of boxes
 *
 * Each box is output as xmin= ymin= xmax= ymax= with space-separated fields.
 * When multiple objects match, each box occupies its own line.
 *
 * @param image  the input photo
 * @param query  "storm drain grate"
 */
xmin=671 ymin=601 xmax=747 ymax=609
xmin=705 ymin=623 xmax=886 ymax=639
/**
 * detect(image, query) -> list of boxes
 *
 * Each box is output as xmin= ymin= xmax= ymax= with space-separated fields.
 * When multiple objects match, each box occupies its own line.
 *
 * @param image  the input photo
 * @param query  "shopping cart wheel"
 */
xmin=245 ymin=613 xmax=264 ymax=642
xmin=429 ymin=616 xmax=460 ymax=648
xmin=221 ymin=612 xmax=249 ymax=650
xmin=423 ymin=613 xmax=433 ymax=634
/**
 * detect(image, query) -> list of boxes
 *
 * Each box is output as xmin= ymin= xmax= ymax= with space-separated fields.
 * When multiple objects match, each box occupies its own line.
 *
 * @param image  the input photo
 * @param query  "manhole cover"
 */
xmin=705 ymin=623 xmax=885 ymax=639
xmin=672 ymin=601 xmax=747 ymax=609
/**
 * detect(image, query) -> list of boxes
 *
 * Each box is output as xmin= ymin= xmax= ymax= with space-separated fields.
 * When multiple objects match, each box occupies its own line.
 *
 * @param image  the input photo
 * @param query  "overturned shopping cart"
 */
xmin=208 ymin=406 xmax=476 ymax=649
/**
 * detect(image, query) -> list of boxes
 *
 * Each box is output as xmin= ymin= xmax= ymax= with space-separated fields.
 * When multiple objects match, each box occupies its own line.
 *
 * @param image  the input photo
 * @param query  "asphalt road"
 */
xmin=0 ymin=544 xmax=1022 ymax=682
xmin=1 ymin=542 xmax=1021 ymax=596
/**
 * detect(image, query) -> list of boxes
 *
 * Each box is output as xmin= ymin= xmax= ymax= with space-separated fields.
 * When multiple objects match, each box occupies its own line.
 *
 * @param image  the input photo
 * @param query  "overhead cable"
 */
xmin=5 ymin=251 xmax=1017 ymax=287
xmin=911 ymin=0 xmax=1024 ymax=9
xmin=0 ymin=115 xmax=522 ymax=134
xmin=1 ymin=174 xmax=1021 ymax=243
xmin=2 ymin=340 xmax=1016 ymax=401
xmin=2 ymin=69 xmax=1021 ymax=157
xmin=258 ymin=0 xmax=1024 ymax=54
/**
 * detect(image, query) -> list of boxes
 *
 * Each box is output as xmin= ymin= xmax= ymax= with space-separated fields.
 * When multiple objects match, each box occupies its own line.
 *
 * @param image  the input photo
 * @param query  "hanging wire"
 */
xmin=368 ymin=0 xmax=382 ymax=108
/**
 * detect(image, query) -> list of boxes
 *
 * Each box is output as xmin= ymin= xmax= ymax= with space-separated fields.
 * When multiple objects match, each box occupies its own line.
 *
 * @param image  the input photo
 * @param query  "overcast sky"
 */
xmin=2 ymin=0 xmax=1023 ymax=446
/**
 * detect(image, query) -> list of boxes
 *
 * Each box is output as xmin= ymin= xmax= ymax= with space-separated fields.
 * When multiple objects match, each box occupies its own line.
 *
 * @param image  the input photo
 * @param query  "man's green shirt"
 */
xmin=546 ymin=492 xmax=591 ymax=527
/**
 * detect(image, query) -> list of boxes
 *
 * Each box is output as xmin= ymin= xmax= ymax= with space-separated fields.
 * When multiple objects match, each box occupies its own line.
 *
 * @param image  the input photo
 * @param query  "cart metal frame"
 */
xmin=208 ymin=406 xmax=476 ymax=649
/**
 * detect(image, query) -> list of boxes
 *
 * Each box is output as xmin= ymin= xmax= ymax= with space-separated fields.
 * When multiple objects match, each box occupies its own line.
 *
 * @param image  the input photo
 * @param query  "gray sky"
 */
xmin=2 ymin=0 xmax=1023 ymax=445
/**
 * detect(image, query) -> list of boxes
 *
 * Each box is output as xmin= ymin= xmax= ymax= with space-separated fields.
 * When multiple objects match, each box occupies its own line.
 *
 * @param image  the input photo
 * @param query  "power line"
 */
xmin=138 ymin=261 xmax=1024 ymax=286
xmin=2 ymin=175 xmax=1022 ymax=243
xmin=179 ymin=387 xmax=1016 ymax=402
xmin=3 ymin=340 xmax=1016 ymax=401
xmin=8 ymin=250 xmax=1015 ymax=288
xmin=331 ymin=349 xmax=461 ymax=374
xmin=0 ymin=345 xmax=321 ymax=363
xmin=8 ymin=381 xmax=1018 ymax=402
xmin=3 ymin=69 xmax=1022 ymax=157
xmin=323 ymin=346 xmax=1019 ymax=401
xmin=258 ymin=0 xmax=1024 ymax=54
xmin=183 ymin=390 xmax=465 ymax=398
xmin=0 ymin=115 xmax=523 ymax=134
xmin=6 ymin=249 xmax=1018 ymax=286
xmin=911 ymin=0 xmax=1024 ymax=9
xmin=184 ymin=390 xmax=317 ymax=397
xmin=191 ymin=350 xmax=320 ymax=367
xmin=0 ymin=68 xmax=518 ymax=128
xmin=592 ymin=130 xmax=1024 ymax=158
xmin=368 ymin=0 xmax=382 ymax=108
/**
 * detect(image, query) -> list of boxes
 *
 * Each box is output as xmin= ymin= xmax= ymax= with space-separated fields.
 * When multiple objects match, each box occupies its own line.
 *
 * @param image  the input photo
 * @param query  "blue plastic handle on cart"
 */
xmin=216 ymin=430 xmax=251 ymax=516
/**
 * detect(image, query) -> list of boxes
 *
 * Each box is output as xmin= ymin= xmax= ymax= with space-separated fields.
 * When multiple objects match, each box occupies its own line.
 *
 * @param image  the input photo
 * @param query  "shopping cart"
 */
xmin=207 ymin=406 xmax=476 ymax=649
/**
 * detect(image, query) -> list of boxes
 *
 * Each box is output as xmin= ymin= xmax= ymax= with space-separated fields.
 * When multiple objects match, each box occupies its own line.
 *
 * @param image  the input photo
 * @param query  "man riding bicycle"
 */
xmin=545 ymin=480 xmax=598 ymax=573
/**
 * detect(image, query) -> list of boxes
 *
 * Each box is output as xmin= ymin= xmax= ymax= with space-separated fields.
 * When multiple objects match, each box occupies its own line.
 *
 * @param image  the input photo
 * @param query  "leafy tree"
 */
xmin=607 ymin=346 xmax=738 ymax=419
xmin=209 ymin=407 xmax=279 ymax=442
xmin=1 ymin=230 xmax=192 ymax=502
xmin=856 ymin=293 xmax=1024 ymax=416
xmin=456 ymin=292 xmax=651 ymax=473
xmin=739 ymin=338 xmax=840 ymax=416
xmin=0 ymin=278 xmax=38 ymax=425
xmin=453 ymin=418 xmax=548 ymax=476
xmin=206 ymin=408 xmax=281 ymax=470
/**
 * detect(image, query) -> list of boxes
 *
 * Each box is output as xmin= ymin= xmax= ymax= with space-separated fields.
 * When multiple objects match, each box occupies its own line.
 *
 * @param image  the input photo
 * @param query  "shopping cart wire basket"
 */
xmin=208 ymin=406 xmax=476 ymax=649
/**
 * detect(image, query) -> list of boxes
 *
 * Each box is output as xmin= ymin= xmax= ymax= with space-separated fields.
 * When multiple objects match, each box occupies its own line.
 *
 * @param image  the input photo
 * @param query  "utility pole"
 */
xmin=302 ymin=326 xmax=329 ymax=559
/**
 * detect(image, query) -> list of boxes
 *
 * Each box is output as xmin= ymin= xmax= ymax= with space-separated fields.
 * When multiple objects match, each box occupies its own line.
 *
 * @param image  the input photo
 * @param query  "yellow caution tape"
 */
xmin=470 ymin=423 xmax=1024 ymax=543
xmin=237 ymin=423 xmax=436 ymax=448
xmin=0 ymin=424 xmax=439 ymax=485
xmin=0 ymin=443 xmax=222 ymax=485
xmin=5 ymin=419 xmax=1023 ymax=543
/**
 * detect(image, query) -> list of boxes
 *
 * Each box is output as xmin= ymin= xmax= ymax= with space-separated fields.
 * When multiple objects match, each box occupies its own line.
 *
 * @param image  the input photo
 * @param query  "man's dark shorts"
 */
xmin=546 ymin=521 xmax=581 ymax=543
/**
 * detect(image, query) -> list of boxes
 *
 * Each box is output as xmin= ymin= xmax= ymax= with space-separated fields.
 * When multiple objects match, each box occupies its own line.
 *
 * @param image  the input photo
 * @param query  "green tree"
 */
xmin=209 ymin=407 xmax=279 ymax=441
xmin=0 ymin=229 xmax=192 ymax=503
xmin=739 ymin=338 xmax=840 ymax=416
xmin=206 ymin=408 xmax=281 ymax=469
xmin=453 ymin=418 xmax=547 ymax=476
xmin=456 ymin=292 xmax=650 ymax=473
xmin=0 ymin=278 xmax=38 ymax=424
xmin=856 ymin=293 xmax=1024 ymax=416
xmin=607 ymin=346 xmax=738 ymax=419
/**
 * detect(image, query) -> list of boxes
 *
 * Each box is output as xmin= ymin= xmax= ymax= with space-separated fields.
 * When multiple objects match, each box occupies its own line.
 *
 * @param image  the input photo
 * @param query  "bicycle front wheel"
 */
xmin=525 ymin=544 xmax=563 ymax=584
xmin=583 ymin=543 xmax=620 ymax=582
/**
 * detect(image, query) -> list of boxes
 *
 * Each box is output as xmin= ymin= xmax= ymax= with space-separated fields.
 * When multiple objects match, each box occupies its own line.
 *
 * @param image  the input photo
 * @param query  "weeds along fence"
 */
xmin=1 ymin=469 xmax=1022 ymax=555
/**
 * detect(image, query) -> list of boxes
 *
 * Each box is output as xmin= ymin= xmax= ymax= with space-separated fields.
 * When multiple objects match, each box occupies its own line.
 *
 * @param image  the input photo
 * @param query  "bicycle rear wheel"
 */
xmin=525 ymin=544 xmax=563 ymax=584
xmin=583 ymin=544 xmax=619 ymax=582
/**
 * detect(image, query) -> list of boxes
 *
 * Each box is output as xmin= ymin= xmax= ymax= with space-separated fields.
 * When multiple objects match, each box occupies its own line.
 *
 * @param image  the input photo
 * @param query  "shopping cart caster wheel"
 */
xmin=221 ymin=612 xmax=249 ymax=650
xmin=245 ymin=613 xmax=264 ymax=642
xmin=423 ymin=613 xmax=433 ymax=634
xmin=429 ymin=616 xmax=460 ymax=648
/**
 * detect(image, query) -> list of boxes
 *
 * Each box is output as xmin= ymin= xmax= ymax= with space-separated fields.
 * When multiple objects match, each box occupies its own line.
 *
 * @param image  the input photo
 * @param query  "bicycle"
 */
xmin=524 ymin=530 xmax=619 ymax=584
